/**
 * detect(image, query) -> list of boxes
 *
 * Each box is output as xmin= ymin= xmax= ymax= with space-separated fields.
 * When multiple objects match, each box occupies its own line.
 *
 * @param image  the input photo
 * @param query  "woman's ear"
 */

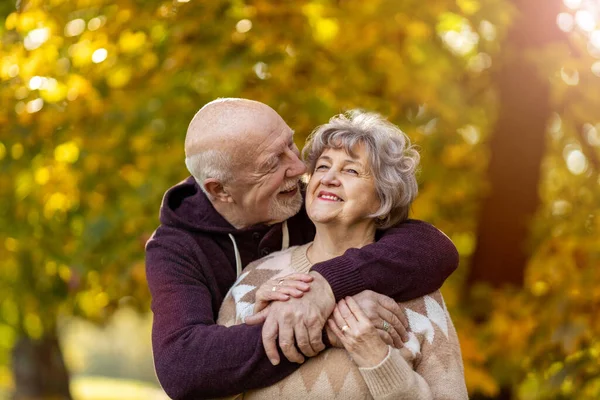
xmin=204 ymin=178 xmax=233 ymax=203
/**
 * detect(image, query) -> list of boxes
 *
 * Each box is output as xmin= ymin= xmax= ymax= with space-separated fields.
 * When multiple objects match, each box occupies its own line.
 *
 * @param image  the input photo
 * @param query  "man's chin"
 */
xmin=268 ymin=194 xmax=303 ymax=223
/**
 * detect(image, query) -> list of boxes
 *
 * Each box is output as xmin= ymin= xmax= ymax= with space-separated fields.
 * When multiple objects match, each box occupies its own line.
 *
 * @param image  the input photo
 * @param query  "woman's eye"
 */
xmin=345 ymin=169 xmax=358 ymax=175
xmin=316 ymin=164 xmax=329 ymax=171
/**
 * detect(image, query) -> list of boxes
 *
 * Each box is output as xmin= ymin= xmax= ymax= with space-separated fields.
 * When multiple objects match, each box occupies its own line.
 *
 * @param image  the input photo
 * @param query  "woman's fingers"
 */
xmin=332 ymin=305 xmax=349 ymax=334
xmin=280 ymin=273 xmax=314 ymax=283
xmin=256 ymin=284 xmax=290 ymax=303
xmin=327 ymin=319 xmax=344 ymax=340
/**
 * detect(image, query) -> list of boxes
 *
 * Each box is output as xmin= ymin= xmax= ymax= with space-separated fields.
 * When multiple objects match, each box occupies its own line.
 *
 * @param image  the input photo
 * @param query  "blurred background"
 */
xmin=0 ymin=0 xmax=599 ymax=398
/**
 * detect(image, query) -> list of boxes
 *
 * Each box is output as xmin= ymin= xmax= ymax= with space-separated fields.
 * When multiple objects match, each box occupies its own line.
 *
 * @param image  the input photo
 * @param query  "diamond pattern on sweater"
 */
xmin=424 ymin=295 xmax=449 ymax=338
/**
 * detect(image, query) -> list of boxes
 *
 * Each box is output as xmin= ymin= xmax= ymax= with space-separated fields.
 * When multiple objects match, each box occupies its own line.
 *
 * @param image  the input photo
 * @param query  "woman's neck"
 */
xmin=307 ymin=222 xmax=377 ymax=264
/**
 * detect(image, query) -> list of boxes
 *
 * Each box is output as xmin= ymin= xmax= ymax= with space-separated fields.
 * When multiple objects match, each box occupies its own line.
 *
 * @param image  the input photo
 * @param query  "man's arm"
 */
xmin=146 ymin=235 xmax=299 ymax=399
xmin=247 ymin=219 xmax=458 ymax=364
xmin=311 ymin=219 xmax=459 ymax=302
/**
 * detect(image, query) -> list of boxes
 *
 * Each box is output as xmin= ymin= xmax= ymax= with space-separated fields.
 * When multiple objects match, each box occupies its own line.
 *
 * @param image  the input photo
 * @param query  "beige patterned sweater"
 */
xmin=217 ymin=244 xmax=468 ymax=399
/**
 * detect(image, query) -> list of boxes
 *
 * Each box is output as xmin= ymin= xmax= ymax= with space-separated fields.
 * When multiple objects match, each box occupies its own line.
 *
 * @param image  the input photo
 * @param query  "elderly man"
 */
xmin=145 ymin=98 xmax=458 ymax=399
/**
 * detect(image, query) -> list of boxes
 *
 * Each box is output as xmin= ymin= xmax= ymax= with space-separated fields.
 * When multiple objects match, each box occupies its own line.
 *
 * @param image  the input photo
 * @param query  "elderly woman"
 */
xmin=217 ymin=111 xmax=468 ymax=399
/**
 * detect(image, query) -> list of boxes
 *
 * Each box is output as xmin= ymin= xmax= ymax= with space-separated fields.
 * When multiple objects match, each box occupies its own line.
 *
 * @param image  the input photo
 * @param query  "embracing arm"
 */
xmin=311 ymin=220 xmax=459 ymax=302
xmin=145 ymin=235 xmax=299 ymax=399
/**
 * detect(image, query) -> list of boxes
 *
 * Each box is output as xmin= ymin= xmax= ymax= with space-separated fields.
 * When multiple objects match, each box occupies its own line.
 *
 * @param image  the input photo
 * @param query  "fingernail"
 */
xmin=270 ymin=359 xmax=279 ymax=365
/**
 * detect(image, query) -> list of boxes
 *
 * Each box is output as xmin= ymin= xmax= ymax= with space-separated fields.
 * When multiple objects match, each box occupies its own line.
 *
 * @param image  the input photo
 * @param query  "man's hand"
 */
xmin=351 ymin=290 xmax=409 ymax=348
xmin=245 ymin=271 xmax=335 ymax=365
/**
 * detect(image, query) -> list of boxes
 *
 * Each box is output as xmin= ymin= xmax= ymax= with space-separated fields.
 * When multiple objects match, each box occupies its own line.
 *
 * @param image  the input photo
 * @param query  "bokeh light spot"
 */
xmin=65 ymin=19 xmax=85 ymax=37
xmin=557 ymin=13 xmax=575 ymax=32
xmin=575 ymin=10 xmax=596 ymax=32
xmin=26 ymin=98 xmax=44 ymax=113
xmin=565 ymin=149 xmax=588 ymax=175
xmin=236 ymin=19 xmax=252 ymax=33
xmin=92 ymin=48 xmax=108 ymax=63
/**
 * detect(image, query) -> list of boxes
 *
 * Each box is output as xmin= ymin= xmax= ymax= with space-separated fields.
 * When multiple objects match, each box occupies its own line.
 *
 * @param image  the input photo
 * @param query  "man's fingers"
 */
xmin=344 ymin=296 xmax=368 ymax=321
xmin=307 ymin=320 xmax=326 ymax=354
xmin=245 ymin=307 xmax=269 ymax=325
xmin=279 ymin=323 xmax=304 ymax=364
xmin=262 ymin=316 xmax=280 ymax=365
xmin=295 ymin=323 xmax=317 ymax=357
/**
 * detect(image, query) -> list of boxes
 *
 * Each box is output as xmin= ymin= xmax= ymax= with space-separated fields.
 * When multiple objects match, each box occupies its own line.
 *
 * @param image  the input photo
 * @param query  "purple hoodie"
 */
xmin=145 ymin=177 xmax=458 ymax=399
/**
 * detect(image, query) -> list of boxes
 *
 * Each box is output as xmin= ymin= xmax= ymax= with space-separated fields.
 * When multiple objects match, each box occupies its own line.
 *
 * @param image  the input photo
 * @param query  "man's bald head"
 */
xmin=185 ymin=98 xmax=276 ymax=158
xmin=184 ymin=98 xmax=284 ymax=197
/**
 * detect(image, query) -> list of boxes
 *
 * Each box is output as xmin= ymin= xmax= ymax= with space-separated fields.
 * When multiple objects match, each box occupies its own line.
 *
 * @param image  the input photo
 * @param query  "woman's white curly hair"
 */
xmin=303 ymin=110 xmax=420 ymax=229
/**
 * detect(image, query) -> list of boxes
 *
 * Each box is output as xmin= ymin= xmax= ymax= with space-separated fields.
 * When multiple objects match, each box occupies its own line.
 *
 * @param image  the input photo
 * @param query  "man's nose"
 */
xmin=285 ymin=148 xmax=306 ymax=177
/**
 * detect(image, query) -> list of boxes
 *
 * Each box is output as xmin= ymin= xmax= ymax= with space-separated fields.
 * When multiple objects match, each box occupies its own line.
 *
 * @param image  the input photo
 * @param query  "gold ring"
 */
xmin=341 ymin=325 xmax=349 ymax=333
xmin=272 ymin=286 xmax=277 ymax=292
xmin=382 ymin=320 xmax=391 ymax=332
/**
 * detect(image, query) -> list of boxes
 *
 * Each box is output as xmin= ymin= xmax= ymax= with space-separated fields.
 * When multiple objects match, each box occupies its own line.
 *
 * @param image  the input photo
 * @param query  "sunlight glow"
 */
xmin=563 ymin=0 xmax=582 ymax=10
xmin=557 ymin=13 xmax=575 ymax=32
xmin=479 ymin=20 xmax=497 ymax=41
xmin=29 ymin=76 xmax=43 ymax=90
xmin=575 ymin=10 xmax=597 ymax=31
xmin=591 ymin=30 xmax=600 ymax=47
xmin=583 ymin=123 xmax=600 ymax=146
xmin=592 ymin=60 xmax=600 ymax=76
xmin=560 ymin=67 xmax=580 ymax=85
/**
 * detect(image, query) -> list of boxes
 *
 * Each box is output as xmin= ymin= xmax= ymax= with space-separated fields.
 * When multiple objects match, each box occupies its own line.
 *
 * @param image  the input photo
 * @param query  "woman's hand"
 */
xmin=254 ymin=273 xmax=313 ymax=313
xmin=328 ymin=297 xmax=389 ymax=368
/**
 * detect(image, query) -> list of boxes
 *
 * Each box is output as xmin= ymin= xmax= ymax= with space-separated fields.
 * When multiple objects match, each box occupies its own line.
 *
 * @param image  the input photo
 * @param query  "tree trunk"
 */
xmin=467 ymin=0 xmax=565 ymax=287
xmin=11 ymin=335 xmax=72 ymax=400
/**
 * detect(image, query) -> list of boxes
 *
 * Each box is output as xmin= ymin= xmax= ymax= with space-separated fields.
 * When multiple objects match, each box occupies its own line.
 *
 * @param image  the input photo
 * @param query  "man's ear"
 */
xmin=204 ymin=179 xmax=234 ymax=203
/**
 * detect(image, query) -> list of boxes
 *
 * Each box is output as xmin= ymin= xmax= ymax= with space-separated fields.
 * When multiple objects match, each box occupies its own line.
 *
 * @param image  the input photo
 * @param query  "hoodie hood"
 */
xmin=159 ymin=176 xmax=260 ymax=234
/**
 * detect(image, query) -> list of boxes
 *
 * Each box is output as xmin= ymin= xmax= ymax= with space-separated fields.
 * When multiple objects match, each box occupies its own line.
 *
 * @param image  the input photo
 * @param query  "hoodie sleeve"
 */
xmin=145 ymin=234 xmax=299 ymax=400
xmin=310 ymin=220 xmax=459 ymax=302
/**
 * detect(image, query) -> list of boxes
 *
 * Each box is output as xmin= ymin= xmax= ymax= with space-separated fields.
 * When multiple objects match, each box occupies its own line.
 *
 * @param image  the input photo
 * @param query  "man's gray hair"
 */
xmin=185 ymin=150 xmax=233 ymax=198
xmin=302 ymin=110 xmax=420 ymax=229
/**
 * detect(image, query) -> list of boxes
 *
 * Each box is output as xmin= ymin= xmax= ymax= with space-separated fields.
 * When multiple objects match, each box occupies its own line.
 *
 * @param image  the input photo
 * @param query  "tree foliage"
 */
xmin=0 ymin=0 xmax=599 ymax=398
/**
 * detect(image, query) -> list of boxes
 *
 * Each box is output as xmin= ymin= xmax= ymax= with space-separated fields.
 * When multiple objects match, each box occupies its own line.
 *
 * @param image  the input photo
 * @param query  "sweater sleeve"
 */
xmin=413 ymin=296 xmax=469 ymax=399
xmin=359 ymin=347 xmax=433 ymax=400
xmin=310 ymin=219 xmax=459 ymax=302
xmin=145 ymin=236 xmax=300 ymax=400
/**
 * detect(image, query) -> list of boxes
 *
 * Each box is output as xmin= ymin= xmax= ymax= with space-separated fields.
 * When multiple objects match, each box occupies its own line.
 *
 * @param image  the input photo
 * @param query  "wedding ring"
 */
xmin=341 ymin=325 xmax=349 ymax=333
xmin=382 ymin=320 xmax=391 ymax=333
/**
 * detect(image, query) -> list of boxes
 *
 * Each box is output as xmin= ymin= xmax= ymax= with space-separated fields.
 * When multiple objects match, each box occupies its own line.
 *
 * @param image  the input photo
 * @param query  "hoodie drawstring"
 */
xmin=228 ymin=220 xmax=291 ymax=279
xmin=281 ymin=220 xmax=290 ymax=251
xmin=228 ymin=233 xmax=243 ymax=278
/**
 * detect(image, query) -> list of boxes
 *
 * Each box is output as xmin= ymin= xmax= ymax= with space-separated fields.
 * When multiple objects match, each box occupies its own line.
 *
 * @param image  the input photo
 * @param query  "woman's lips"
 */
xmin=317 ymin=191 xmax=343 ymax=201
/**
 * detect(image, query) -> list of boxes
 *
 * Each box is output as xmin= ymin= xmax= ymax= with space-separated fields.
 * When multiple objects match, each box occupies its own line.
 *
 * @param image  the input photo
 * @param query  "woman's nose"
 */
xmin=321 ymin=169 xmax=340 ymax=186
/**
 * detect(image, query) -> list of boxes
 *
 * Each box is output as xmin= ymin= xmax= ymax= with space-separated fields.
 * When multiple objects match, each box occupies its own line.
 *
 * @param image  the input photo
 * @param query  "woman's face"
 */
xmin=306 ymin=145 xmax=381 ymax=228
